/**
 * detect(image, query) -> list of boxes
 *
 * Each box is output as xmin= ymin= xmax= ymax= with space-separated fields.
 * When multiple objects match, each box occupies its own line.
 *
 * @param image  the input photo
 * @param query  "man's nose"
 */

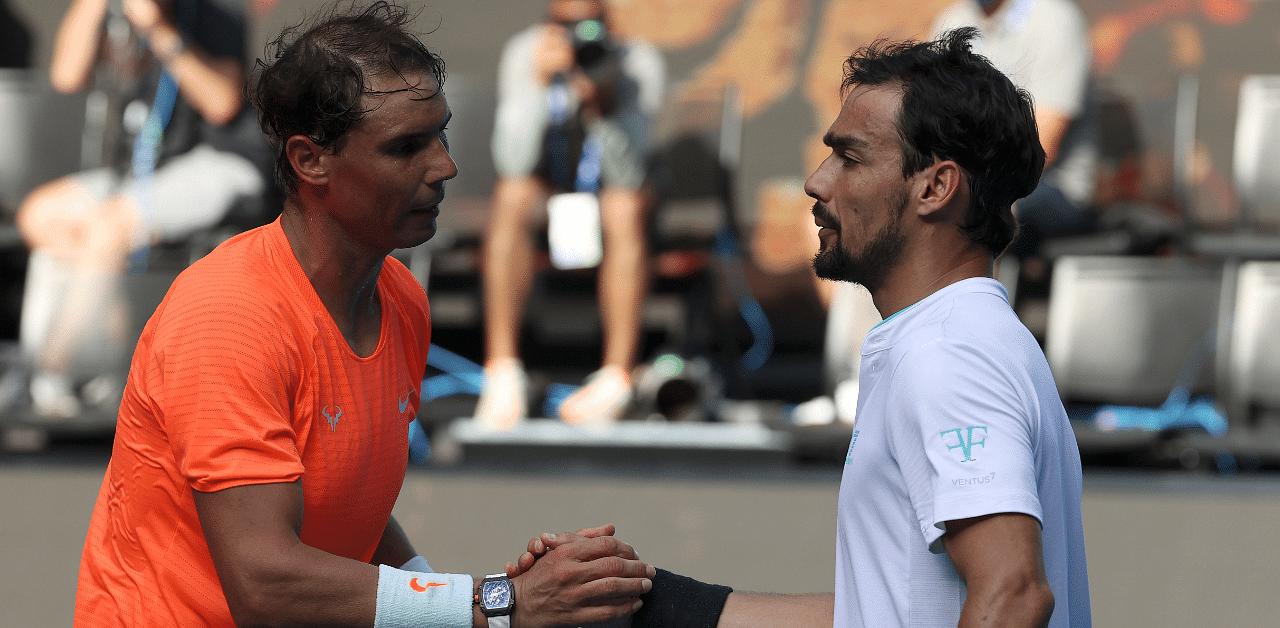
xmin=803 ymin=158 xmax=832 ymax=201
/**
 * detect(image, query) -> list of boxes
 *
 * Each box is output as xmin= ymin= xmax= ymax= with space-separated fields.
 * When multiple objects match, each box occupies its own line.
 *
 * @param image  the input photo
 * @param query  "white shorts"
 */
xmin=72 ymin=144 xmax=265 ymax=248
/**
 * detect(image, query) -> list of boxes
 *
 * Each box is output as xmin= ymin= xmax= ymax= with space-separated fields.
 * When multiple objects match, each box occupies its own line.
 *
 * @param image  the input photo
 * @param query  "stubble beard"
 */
xmin=811 ymin=192 xmax=908 ymax=293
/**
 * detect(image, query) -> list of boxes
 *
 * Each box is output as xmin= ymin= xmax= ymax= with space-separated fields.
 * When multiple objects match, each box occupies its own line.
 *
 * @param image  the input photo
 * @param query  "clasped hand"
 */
xmin=501 ymin=524 xmax=652 ymax=628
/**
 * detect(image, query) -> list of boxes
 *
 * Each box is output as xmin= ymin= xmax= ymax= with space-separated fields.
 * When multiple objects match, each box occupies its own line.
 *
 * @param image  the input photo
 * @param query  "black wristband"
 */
xmin=633 ymin=568 xmax=733 ymax=628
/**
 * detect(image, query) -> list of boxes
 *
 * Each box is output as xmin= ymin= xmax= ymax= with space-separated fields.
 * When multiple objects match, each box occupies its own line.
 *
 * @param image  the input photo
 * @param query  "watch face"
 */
xmin=482 ymin=579 xmax=513 ymax=612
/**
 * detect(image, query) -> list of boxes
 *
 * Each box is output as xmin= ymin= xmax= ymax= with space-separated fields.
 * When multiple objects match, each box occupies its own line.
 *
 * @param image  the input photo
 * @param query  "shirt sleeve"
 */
xmin=886 ymin=338 xmax=1043 ymax=554
xmin=492 ymin=26 xmax=554 ymax=177
xmin=153 ymin=276 xmax=307 ymax=493
xmin=1020 ymin=0 xmax=1089 ymax=117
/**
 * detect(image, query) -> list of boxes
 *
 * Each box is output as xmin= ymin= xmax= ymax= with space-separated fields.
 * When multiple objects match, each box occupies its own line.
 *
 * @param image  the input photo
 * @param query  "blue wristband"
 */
xmin=374 ymin=565 xmax=473 ymax=628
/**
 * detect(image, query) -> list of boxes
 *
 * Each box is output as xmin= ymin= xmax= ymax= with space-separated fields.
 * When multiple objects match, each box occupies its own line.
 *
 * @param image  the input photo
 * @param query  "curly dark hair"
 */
xmin=842 ymin=27 xmax=1045 ymax=256
xmin=251 ymin=1 xmax=446 ymax=191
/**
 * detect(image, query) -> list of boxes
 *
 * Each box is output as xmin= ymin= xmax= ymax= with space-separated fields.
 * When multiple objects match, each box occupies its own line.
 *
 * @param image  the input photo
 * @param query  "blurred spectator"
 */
xmin=15 ymin=0 xmax=267 ymax=419
xmin=476 ymin=0 xmax=664 ymax=429
xmin=932 ymin=0 xmax=1098 ymax=259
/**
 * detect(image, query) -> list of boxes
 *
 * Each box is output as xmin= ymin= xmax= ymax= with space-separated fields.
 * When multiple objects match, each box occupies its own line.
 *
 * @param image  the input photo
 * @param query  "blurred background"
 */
xmin=4 ymin=0 xmax=1280 ymax=626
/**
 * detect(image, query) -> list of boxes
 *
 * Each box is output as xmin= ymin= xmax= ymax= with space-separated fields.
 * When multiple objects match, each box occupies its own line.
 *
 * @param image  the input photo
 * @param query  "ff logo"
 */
xmin=409 ymin=577 xmax=446 ymax=592
xmin=322 ymin=405 xmax=343 ymax=432
xmin=940 ymin=426 xmax=987 ymax=462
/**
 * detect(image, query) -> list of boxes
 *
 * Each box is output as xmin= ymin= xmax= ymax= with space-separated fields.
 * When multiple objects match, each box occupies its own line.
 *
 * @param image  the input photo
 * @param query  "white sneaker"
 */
xmin=30 ymin=372 xmax=80 ymax=420
xmin=559 ymin=365 xmax=633 ymax=425
xmin=473 ymin=358 xmax=528 ymax=432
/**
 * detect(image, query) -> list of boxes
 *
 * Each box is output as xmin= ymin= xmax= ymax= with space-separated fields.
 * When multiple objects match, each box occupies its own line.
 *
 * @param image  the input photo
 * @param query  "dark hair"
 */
xmin=842 ymin=27 xmax=1045 ymax=256
xmin=251 ymin=1 xmax=446 ymax=191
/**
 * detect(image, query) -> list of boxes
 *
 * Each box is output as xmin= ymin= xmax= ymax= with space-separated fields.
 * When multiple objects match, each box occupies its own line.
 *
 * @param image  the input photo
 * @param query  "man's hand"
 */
xmin=121 ymin=0 xmax=169 ymax=34
xmin=534 ymin=23 xmax=576 ymax=86
xmin=508 ymin=531 xmax=654 ymax=628
xmin=505 ymin=524 xmax=618 ymax=577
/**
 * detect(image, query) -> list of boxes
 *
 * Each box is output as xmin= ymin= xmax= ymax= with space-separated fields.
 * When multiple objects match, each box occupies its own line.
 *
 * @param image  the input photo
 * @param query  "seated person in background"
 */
xmin=931 ymin=0 xmax=1098 ymax=260
xmin=477 ymin=0 xmax=665 ymax=429
xmin=15 ymin=0 xmax=267 ymax=418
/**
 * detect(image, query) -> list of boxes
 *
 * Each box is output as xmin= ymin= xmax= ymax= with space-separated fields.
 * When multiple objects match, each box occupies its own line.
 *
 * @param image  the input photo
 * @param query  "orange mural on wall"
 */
xmin=1090 ymin=0 xmax=1252 ymax=71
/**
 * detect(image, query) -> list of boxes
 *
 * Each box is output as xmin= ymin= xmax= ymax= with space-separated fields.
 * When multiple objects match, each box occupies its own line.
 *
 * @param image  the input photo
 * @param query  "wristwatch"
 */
xmin=477 ymin=573 xmax=515 ymax=628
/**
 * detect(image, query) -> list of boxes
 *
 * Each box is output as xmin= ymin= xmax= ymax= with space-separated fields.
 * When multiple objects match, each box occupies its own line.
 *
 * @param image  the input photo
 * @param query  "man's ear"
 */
xmin=285 ymin=135 xmax=330 ymax=187
xmin=915 ymin=159 xmax=964 ymax=219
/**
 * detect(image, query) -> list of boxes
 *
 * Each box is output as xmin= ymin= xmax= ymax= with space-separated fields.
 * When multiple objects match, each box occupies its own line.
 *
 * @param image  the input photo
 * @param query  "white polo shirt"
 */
xmin=834 ymin=278 xmax=1091 ymax=627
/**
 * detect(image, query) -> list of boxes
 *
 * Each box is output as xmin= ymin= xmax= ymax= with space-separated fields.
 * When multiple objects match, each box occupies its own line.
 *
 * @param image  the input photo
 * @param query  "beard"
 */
xmin=811 ymin=192 xmax=908 ymax=292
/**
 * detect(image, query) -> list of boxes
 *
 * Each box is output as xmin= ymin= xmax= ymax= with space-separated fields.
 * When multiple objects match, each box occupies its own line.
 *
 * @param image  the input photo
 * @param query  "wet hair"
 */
xmin=842 ymin=27 xmax=1045 ymax=256
xmin=251 ymin=1 xmax=446 ymax=191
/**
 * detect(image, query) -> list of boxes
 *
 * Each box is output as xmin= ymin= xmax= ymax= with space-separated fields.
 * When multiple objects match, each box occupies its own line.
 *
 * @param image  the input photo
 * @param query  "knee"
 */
xmin=16 ymin=180 xmax=81 ymax=247
xmin=598 ymin=188 xmax=647 ymax=242
xmin=490 ymin=176 xmax=545 ymax=232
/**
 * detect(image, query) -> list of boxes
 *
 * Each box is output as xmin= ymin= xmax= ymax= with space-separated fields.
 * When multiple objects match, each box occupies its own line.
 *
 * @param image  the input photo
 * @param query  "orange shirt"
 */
xmin=75 ymin=219 xmax=431 ymax=627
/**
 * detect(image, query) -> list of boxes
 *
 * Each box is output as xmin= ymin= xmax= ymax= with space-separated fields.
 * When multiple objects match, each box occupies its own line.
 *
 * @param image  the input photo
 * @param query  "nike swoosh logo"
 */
xmin=399 ymin=392 xmax=412 ymax=414
xmin=409 ymin=577 xmax=446 ymax=592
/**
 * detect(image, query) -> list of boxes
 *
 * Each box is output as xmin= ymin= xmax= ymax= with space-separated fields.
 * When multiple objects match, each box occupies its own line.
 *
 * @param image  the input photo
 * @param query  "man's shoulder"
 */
xmin=163 ymin=225 xmax=304 ymax=325
xmin=380 ymin=254 xmax=428 ymax=308
xmin=890 ymin=284 xmax=1030 ymax=370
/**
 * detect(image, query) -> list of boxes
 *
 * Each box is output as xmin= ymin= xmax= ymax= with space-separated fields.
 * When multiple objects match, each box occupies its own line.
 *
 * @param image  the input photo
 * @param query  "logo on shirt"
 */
xmin=409 ymin=577 xmax=446 ymax=592
xmin=322 ymin=405 xmax=343 ymax=432
xmin=940 ymin=426 xmax=987 ymax=462
xmin=399 ymin=391 xmax=413 ymax=414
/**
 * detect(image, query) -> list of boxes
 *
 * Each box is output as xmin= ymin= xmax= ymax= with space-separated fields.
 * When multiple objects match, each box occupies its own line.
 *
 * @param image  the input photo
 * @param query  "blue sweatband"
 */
xmin=400 ymin=555 xmax=433 ymax=572
xmin=374 ymin=565 xmax=473 ymax=628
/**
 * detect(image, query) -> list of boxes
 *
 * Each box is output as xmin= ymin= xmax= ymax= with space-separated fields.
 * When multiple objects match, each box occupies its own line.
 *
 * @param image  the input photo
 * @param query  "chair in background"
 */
xmin=1046 ymin=256 xmax=1222 ymax=409
xmin=1175 ymin=262 xmax=1280 ymax=466
xmin=1045 ymin=255 xmax=1224 ymax=461
xmin=1190 ymin=74 xmax=1280 ymax=259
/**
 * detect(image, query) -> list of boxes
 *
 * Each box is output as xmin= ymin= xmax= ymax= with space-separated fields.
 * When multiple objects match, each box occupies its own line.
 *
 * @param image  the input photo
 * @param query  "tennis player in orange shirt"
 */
xmin=73 ymin=3 xmax=653 ymax=627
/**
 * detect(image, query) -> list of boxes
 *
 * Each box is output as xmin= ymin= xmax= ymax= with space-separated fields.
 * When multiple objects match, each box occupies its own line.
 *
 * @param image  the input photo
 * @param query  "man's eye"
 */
xmin=841 ymin=153 xmax=859 ymax=166
xmin=395 ymin=141 xmax=422 ymax=156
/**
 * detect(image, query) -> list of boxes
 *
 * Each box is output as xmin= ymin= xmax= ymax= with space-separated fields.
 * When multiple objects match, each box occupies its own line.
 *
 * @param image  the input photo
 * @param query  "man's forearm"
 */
xmin=50 ymin=0 xmax=109 ymax=93
xmin=716 ymin=592 xmax=833 ymax=628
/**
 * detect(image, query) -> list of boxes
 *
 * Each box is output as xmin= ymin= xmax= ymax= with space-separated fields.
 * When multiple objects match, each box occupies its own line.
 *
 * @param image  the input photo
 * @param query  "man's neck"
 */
xmin=868 ymin=242 xmax=993 ymax=319
xmin=279 ymin=199 xmax=386 ymax=355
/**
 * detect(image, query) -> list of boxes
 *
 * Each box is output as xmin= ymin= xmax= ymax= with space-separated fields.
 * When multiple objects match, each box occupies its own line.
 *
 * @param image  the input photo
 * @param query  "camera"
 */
xmin=564 ymin=18 xmax=617 ymax=79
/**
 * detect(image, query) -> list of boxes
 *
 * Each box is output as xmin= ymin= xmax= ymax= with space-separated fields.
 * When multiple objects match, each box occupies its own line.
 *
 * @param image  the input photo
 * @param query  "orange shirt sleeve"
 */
xmin=146 ymin=260 xmax=309 ymax=493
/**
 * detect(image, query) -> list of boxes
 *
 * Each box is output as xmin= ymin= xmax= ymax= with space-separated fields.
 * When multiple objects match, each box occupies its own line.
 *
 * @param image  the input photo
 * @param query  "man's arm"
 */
xmin=193 ymin=481 xmax=654 ymax=628
xmin=1036 ymin=107 xmax=1072 ymax=167
xmin=716 ymin=592 xmax=833 ymax=628
xmin=943 ymin=512 xmax=1054 ymax=628
xmin=50 ymin=0 xmax=109 ymax=94
xmin=121 ymin=0 xmax=245 ymax=125
xmin=193 ymin=481 xmax=379 ymax=627
xmin=515 ymin=532 xmax=832 ymax=628
xmin=370 ymin=516 xmax=418 ymax=571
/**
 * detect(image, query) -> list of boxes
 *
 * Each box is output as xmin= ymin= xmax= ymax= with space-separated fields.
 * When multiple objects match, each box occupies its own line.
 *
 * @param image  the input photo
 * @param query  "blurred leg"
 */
xmin=558 ymin=187 xmax=647 ymax=424
xmin=476 ymin=176 xmax=545 ymax=429
xmin=15 ymin=177 xmax=137 ymax=418
xmin=595 ymin=187 xmax=648 ymax=372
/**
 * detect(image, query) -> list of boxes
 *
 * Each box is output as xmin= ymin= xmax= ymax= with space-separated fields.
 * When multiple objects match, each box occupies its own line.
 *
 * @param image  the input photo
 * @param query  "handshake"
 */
xmin=490 ymin=524 xmax=731 ymax=628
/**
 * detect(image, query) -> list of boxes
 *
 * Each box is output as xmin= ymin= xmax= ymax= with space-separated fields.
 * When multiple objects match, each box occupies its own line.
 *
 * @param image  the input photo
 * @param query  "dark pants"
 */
xmin=1007 ymin=181 xmax=1096 ymax=259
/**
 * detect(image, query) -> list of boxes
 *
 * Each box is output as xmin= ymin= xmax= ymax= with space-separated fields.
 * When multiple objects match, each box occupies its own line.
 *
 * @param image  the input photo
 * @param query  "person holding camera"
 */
xmin=477 ymin=0 xmax=665 ymax=429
